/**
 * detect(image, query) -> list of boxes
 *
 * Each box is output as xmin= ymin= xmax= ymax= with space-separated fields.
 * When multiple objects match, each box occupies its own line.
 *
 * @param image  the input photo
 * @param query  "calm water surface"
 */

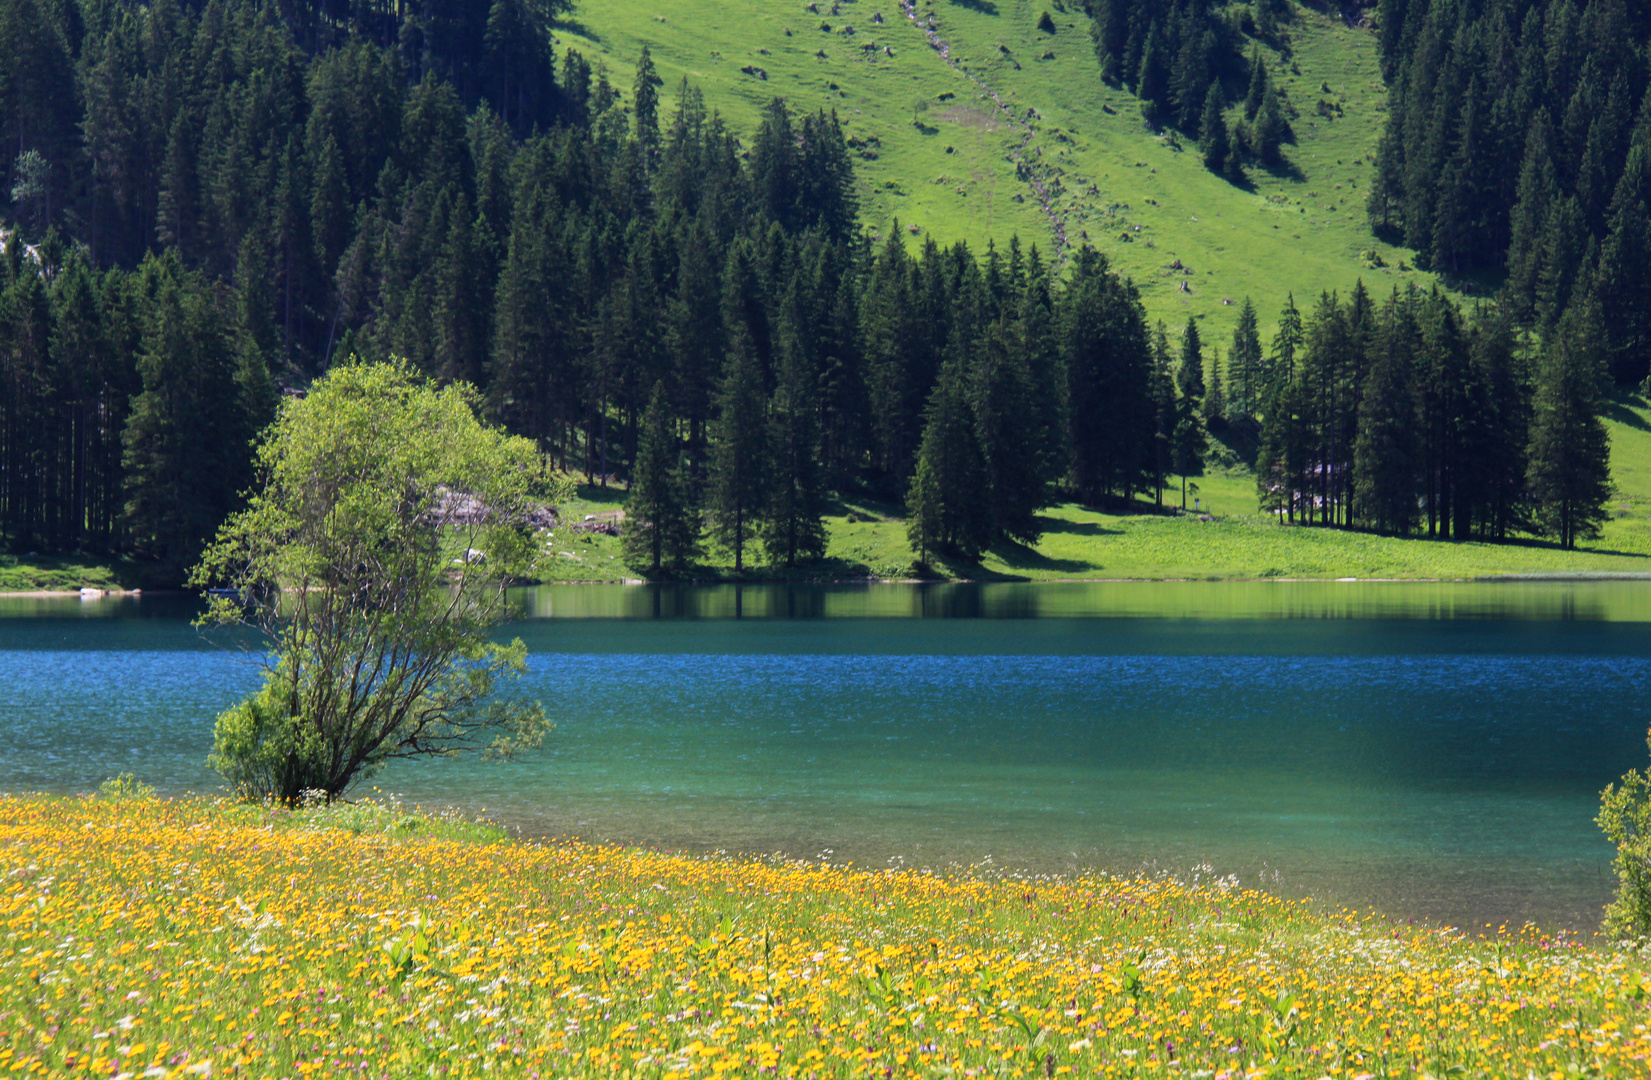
xmin=3 ymin=581 xmax=1649 ymax=931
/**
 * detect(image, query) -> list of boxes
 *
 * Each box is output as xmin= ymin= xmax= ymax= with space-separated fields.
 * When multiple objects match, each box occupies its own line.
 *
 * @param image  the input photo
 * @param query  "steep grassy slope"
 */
xmin=559 ymin=0 xmax=1432 ymax=336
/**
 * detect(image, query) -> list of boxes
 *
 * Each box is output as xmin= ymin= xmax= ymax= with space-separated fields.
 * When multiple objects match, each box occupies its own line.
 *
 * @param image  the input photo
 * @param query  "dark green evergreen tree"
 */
xmin=1229 ymin=297 xmax=1262 ymax=417
xmin=1353 ymin=292 xmax=1419 ymax=534
xmin=971 ymin=317 xmax=1047 ymax=544
xmin=1526 ymin=298 xmax=1612 ymax=549
xmin=906 ymin=357 xmax=989 ymax=562
xmin=705 ymin=340 xmax=767 ymax=573
xmin=1171 ymin=317 xmax=1207 ymax=509
xmin=1199 ymin=82 xmax=1231 ymax=176
xmin=760 ymin=329 xmax=827 ymax=567
xmin=623 ymin=381 xmax=700 ymax=574
xmin=120 ymin=253 xmax=251 ymax=576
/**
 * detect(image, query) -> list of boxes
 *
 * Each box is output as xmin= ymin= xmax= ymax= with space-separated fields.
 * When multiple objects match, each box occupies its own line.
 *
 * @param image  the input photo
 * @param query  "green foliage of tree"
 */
xmin=705 ymin=340 xmax=766 ymax=573
xmin=190 ymin=359 xmax=561 ymax=803
xmin=972 ymin=316 xmax=1048 ymax=545
xmin=906 ymin=358 xmax=989 ymax=564
xmin=1171 ymin=317 xmax=1207 ymax=509
xmin=1599 ymin=727 xmax=1651 ymax=941
xmin=624 ymin=380 xmax=700 ymax=574
xmin=1526 ymin=299 xmax=1612 ymax=549
xmin=1199 ymin=82 xmax=1230 ymax=176
xmin=761 ymin=329 xmax=828 ymax=567
xmin=1228 ymin=297 xmax=1263 ymax=418
xmin=122 ymin=251 xmax=268 ymax=577
xmin=1352 ymin=296 xmax=1419 ymax=534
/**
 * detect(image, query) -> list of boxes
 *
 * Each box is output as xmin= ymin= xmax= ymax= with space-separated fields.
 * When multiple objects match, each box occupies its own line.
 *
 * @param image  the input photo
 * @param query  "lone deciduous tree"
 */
xmin=190 ymin=360 xmax=562 ymax=804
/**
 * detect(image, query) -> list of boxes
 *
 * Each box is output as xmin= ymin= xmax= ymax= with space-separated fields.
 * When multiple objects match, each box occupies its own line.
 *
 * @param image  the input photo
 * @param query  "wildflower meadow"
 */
xmin=1 ymin=793 xmax=1648 ymax=1079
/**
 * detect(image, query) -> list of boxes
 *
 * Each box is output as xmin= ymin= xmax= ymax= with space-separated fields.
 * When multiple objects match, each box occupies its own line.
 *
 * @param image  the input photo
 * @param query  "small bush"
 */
xmin=1599 ymin=750 xmax=1651 ymax=940
xmin=97 ymin=773 xmax=156 ymax=800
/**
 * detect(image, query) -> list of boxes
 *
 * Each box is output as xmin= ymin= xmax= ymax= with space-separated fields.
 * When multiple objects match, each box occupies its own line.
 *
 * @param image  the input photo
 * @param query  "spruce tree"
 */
xmin=121 ymin=253 xmax=249 ymax=577
xmin=1149 ymin=323 xmax=1175 ymax=507
xmin=1205 ymin=344 xmax=1225 ymax=426
xmin=1136 ymin=23 xmax=1169 ymax=127
xmin=633 ymin=45 xmax=663 ymax=161
xmin=906 ymin=358 xmax=990 ymax=562
xmin=1263 ymin=293 xmax=1302 ymax=411
xmin=1199 ymin=82 xmax=1230 ymax=175
xmin=1251 ymin=83 xmax=1287 ymax=165
xmin=1171 ymin=317 xmax=1208 ymax=509
xmin=1243 ymin=48 xmax=1267 ymax=121
xmin=972 ymin=318 xmax=1047 ymax=544
xmin=1229 ymin=297 xmax=1262 ymax=417
xmin=705 ymin=342 xmax=767 ymax=573
xmin=1502 ymin=109 xmax=1559 ymax=319
xmin=760 ymin=331 xmax=828 ymax=567
xmin=623 ymin=381 xmax=701 ymax=574
xmin=1352 ymin=293 xmax=1419 ymax=534
xmin=1526 ymin=299 xmax=1612 ymax=550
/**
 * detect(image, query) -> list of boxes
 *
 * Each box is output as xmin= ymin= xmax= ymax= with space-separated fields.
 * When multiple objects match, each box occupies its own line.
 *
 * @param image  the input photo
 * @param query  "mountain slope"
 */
xmin=560 ymin=0 xmax=1433 ymax=335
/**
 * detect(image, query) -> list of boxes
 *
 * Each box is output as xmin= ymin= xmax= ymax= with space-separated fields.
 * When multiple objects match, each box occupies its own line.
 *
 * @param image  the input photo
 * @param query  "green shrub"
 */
xmin=97 ymin=773 xmax=156 ymax=800
xmin=1599 ymin=736 xmax=1651 ymax=940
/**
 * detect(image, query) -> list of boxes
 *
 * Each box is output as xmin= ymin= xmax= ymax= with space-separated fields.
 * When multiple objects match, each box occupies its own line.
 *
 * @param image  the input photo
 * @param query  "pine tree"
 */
xmin=1172 ymin=317 xmax=1207 ymax=509
xmin=633 ymin=45 xmax=663 ymax=163
xmin=1060 ymin=246 xmax=1153 ymax=505
xmin=1205 ymin=344 xmax=1225 ymax=426
xmin=1149 ymin=324 xmax=1175 ymax=507
xmin=1263 ymin=293 xmax=1301 ymax=412
xmin=906 ymin=357 xmax=989 ymax=562
xmin=1135 ymin=22 xmax=1169 ymax=127
xmin=1526 ymin=298 xmax=1612 ymax=550
xmin=760 ymin=330 xmax=828 ymax=567
xmin=972 ymin=317 xmax=1047 ymax=545
xmin=121 ymin=253 xmax=249 ymax=576
xmin=705 ymin=341 xmax=767 ymax=573
xmin=1353 ymin=293 xmax=1419 ymax=534
xmin=1502 ymin=109 xmax=1559 ymax=318
xmin=1199 ymin=82 xmax=1230 ymax=175
xmin=1243 ymin=48 xmax=1267 ymax=121
xmin=623 ymin=381 xmax=700 ymax=574
xmin=1597 ymin=174 xmax=1651 ymax=386
xmin=1229 ymin=297 xmax=1262 ymax=417
xmin=1251 ymin=83 xmax=1287 ymax=166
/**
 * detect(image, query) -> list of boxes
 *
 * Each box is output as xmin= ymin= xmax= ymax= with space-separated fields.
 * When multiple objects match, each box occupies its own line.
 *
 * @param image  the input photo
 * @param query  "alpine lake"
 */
xmin=5 ymin=579 xmax=1649 ymax=933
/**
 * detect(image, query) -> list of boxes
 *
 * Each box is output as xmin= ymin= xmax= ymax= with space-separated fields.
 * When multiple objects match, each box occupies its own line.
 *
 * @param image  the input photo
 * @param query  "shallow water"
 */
xmin=3 ymin=581 xmax=1648 ymax=931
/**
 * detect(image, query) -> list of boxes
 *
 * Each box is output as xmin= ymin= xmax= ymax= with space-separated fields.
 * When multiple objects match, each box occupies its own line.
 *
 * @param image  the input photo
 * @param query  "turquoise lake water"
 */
xmin=3 ymin=581 xmax=1649 ymax=931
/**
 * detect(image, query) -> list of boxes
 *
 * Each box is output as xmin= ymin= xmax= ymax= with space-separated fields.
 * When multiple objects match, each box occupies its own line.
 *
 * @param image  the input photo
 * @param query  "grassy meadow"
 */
xmin=0 ymin=553 xmax=148 ymax=594
xmin=534 ymin=393 xmax=1651 ymax=583
xmin=559 ymin=0 xmax=1434 ymax=337
xmin=1 ymin=792 xmax=1647 ymax=1079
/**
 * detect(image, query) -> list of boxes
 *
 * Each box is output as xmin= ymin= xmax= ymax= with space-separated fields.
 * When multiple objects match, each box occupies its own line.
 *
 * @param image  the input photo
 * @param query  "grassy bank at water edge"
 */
xmin=535 ymin=393 xmax=1651 ymax=582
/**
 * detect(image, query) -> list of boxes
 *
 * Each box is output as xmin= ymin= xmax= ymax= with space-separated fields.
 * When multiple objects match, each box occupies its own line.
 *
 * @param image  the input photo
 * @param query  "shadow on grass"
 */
xmin=947 ymin=0 xmax=998 ymax=11
xmin=1036 ymin=515 xmax=1126 ymax=538
xmin=1605 ymin=398 xmax=1651 ymax=433
xmin=574 ymin=481 xmax=627 ymax=504
xmin=988 ymin=536 xmax=1095 ymax=576
xmin=553 ymin=18 xmax=601 ymax=42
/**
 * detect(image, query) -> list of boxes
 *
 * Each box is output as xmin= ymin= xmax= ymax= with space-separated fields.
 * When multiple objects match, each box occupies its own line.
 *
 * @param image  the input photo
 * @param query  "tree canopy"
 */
xmin=191 ymin=360 xmax=561 ymax=802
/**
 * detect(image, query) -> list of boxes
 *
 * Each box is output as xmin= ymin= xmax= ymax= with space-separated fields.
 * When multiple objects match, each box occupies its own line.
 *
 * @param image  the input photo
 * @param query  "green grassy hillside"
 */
xmin=560 ymin=0 xmax=1432 ymax=337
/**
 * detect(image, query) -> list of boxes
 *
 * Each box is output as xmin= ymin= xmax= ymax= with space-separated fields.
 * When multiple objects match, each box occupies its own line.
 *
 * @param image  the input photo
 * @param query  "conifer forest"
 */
xmin=0 ymin=0 xmax=1634 ymax=579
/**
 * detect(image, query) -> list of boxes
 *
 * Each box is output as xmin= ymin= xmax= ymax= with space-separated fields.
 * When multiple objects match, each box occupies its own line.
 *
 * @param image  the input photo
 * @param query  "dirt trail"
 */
xmin=899 ymin=0 xmax=1068 ymax=257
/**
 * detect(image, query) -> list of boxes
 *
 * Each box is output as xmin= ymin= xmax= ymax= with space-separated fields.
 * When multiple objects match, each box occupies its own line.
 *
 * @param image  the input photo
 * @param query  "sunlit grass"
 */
xmin=2 ymin=793 xmax=1648 ymax=1078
